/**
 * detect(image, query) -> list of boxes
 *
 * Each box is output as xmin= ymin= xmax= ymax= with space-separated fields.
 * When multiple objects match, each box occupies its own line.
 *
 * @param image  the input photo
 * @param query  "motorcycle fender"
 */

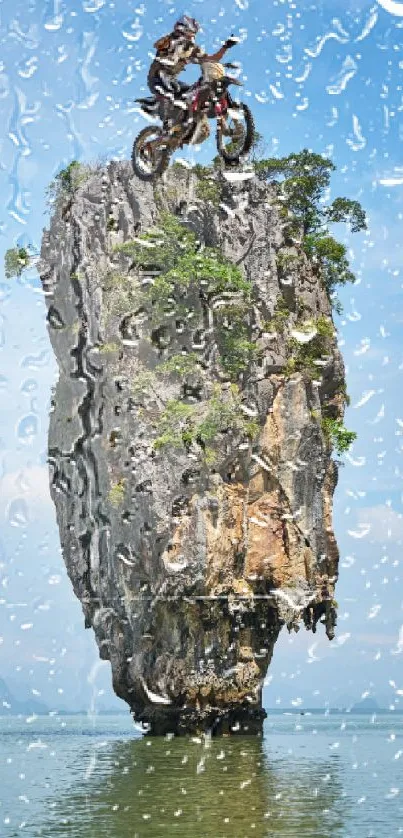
xmin=136 ymin=107 xmax=159 ymax=123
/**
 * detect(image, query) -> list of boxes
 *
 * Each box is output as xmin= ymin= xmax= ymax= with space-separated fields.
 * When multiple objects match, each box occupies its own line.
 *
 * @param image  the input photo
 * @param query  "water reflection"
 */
xmin=36 ymin=735 xmax=346 ymax=837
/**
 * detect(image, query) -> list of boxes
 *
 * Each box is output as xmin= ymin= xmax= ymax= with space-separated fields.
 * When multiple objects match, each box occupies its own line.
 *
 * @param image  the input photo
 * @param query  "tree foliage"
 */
xmin=285 ymin=316 xmax=335 ymax=377
xmin=117 ymin=214 xmax=254 ymax=379
xmin=154 ymin=385 xmax=259 ymax=458
xmin=253 ymin=148 xmax=367 ymax=302
xmin=321 ymin=417 xmax=357 ymax=456
xmin=4 ymin=246 xmax=31 ymax=278
xmin=325 ymin=197 xmax=367 ymax=233
xmin=303 ymin=234 xmax=355 ymax=295
xmin=46 ymin=160 xmax=93 ymax=206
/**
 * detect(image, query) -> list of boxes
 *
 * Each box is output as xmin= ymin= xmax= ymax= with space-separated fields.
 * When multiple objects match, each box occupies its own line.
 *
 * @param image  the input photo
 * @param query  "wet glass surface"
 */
xmin=1 ymin=0 xmax=403 ymax=834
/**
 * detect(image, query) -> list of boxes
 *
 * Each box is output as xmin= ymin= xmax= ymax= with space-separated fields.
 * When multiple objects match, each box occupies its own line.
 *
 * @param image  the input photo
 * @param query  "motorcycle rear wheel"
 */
xmin=216 ymin=103 xmax=255 ymax=163
xmin=132 ymin=127 xmax=170 ymax=181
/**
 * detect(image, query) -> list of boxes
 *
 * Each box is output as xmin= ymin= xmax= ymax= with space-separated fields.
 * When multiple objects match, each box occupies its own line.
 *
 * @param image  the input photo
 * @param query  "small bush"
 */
xmin=47 ymin=160 xmax=93 ymax=207
xmin=334 ymin=379 xmax=351 ymax=407
xmin=195 ymin=178 xmax=221 ymax=206
xmin=154 ymin=384 xmax=259 ymax=456
xmin=154 ymin=400 xmax=196 ymax=450
xmin=218 ymin=332 xmax=257 ymax=379
xmin=159 ymin=353 xmax=200 ymax=378
xmin=285 ymin=316 xmax=334 ymax=378
xmin=171 ymin=161 xmax=189 ymax=174
xmin=315 ymin=315 xmax=335 ymax=339
xmin=266 ymin=297 xmax=290 ymax=334
xmin=114 ymin=213 xmax=196 ymax=272
xmin=303 ymin=233 xmax=355 ymax=296
xmin=98 ymin=342 xmax=120 ymax=355
xmin=4 ymin=247 xmax=31 ymax=278
xmin=132 ymin=369 xmax=157 ymax=399
xmin=193 ymin=163 xmax=214 ymax=179
xmin=321 ymin=417 xmax=357 ymax=455
xmin=107 ymin=216 xmax=118 ymax=232
xmin=276 ymin=250 xmax=300 ymax=272
xmin=108 ymin=479 xmax=126 ymax=508
xmin=102 ymin=271 xmax=139 ymax=318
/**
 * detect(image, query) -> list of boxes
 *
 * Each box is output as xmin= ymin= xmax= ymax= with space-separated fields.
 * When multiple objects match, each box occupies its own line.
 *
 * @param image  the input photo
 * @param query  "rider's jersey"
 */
xmin=149 ymin=32 xmax=206 ymax=79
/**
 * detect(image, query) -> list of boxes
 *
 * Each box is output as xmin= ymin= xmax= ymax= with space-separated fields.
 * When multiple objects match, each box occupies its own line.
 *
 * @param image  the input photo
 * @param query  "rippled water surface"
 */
xmin=1 ymin=714 xmax=402 ymax=836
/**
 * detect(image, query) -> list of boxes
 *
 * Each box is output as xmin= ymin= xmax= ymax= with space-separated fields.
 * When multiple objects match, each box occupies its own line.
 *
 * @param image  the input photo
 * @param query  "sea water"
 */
xmin=0 ymin=713 xmax=402 ymax=837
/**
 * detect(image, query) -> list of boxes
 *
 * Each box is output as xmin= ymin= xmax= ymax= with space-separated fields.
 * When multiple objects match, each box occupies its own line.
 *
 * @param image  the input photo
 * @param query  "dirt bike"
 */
xmin=131 ymin=59 xmax=255 ymax=181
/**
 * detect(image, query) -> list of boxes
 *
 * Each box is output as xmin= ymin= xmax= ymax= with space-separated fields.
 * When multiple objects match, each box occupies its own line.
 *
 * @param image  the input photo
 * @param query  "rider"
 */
xmin=147 ymin=15 xmax=239 ymax=133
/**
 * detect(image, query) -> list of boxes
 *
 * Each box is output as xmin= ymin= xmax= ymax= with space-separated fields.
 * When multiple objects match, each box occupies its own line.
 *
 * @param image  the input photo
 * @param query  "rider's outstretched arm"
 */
xmin=197 ymin=36 xmax=239 ymax=63
xmin=200 ymin=45 xmax=227 ymax=63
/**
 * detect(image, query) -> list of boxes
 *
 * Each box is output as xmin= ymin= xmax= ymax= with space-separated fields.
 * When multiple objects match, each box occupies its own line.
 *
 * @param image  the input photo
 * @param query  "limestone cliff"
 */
xmin=41 ymin=162 xmax=345 ymax=734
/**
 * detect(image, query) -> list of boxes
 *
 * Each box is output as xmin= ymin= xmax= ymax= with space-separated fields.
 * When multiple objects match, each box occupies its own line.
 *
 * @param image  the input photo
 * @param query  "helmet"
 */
xmin=174 ymin=15 xmax=200 ymax=35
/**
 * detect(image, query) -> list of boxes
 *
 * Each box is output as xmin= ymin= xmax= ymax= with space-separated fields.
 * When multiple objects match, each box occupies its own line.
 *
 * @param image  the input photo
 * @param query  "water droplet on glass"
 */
xmin=18 ymin=56 xmax=39 ymax=79
xmin=6 ymin=498 xmax=29 ymax=528
xmin=0 ymin=73 xmax=9 ymax=99
xmin=20 ymin=379 xmax=38 ymax=396
xmin=83 ymin=0 xmax=105 ymax=11
xmin=0 ymin=284 xmax=11 ymax=303
xmin=122 ymin=18 xmax=143 ymax=42
xmin=21 ymin=350 xmax=50 ymax=370
xmin=16 ymin=413 xmax=39 ymax=444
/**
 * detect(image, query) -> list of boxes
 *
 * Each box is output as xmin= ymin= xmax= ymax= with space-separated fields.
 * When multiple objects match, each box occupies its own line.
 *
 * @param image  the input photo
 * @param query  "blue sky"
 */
xmin=0 ymin=0 xmax=403 ymax=712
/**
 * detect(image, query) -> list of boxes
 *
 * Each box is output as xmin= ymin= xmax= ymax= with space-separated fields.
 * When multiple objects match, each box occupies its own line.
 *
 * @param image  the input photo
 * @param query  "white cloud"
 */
xmin=356 ymin=505 xmax=403 ymax=542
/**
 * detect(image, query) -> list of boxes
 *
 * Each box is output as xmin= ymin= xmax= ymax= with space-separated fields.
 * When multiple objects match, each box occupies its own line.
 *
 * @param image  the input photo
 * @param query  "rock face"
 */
xmin=41 ymin=162 xmax=345 ymax=734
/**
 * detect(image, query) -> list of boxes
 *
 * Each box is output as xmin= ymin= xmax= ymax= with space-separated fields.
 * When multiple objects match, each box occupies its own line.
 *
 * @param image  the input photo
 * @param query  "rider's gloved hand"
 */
xmin=224 ymin=35 xmax=240 ymax=49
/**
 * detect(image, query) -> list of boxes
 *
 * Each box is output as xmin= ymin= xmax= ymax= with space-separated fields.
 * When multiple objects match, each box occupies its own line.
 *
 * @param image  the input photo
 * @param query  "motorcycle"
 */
xmin=131 ymin=59 xmax=255 ymax=181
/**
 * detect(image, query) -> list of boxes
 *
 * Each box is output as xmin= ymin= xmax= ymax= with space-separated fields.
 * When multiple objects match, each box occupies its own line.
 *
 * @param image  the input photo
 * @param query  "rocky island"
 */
xmin=36 ymin=153 xmax=363 ymax=734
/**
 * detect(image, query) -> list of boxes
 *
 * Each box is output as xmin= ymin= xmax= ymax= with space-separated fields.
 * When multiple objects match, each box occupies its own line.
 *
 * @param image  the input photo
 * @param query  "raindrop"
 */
xmin=326 ymin=56 xmax=357 ymax=95
xmin=355 ymin=7 xmax=378 ymax=42
xmin=16 ymin=414 xmax=38 ymax=444
xmin=6 ymin=498 xmax=29 ymax=528
xmin=21 ymin=350 xmax=50 ymax=369
xmin=347 ymin=115 xmax=366 ymax=151
xmin=44 ymin=0 xmax=64 ymax=32
xmin=18 ymin=57 xmax=38 ymax=79
xmin=348 ymin=524 xmax=371 ymax=539
xmin=83 ymin=0 xmax=105 ymax=11
xmin=122 ymin=18 xmax=143 ymax=42
xmin=20 ymin=379 xmax=38 ymax=396
xmin=0 ymin=73 xmax=9 ymax=99
xmin=0 ymin=284 xmax=12 ymax=303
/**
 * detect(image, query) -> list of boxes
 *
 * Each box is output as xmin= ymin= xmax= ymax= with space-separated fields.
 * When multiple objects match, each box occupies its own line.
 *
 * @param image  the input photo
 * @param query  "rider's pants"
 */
xmin=147 ymin=70 xmax=189 ymax=127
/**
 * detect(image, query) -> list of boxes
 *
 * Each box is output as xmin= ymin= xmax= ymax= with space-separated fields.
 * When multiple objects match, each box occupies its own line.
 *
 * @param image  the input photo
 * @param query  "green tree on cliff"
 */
xmin=254 ymin=148 xmax=367 ymax=299
xmin=4 ymin=245 xmax=38 ymax=278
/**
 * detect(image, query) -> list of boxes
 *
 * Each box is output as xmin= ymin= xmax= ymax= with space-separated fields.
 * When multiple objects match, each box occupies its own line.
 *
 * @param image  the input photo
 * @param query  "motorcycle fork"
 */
xmin=216 ymin=112 xmax=230 ymax=139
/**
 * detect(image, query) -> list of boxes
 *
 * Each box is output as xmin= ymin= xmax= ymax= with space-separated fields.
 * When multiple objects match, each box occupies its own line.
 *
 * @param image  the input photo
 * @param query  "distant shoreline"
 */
xmin=1 ymin=707 xmax=402 ymax=718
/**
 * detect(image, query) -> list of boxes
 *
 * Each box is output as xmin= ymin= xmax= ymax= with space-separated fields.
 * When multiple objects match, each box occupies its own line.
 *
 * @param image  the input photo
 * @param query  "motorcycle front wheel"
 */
xmin=216 ymin=103 xmax=255 ymax=164
xmin=131 ymin=127 xmax=170 ymax=181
